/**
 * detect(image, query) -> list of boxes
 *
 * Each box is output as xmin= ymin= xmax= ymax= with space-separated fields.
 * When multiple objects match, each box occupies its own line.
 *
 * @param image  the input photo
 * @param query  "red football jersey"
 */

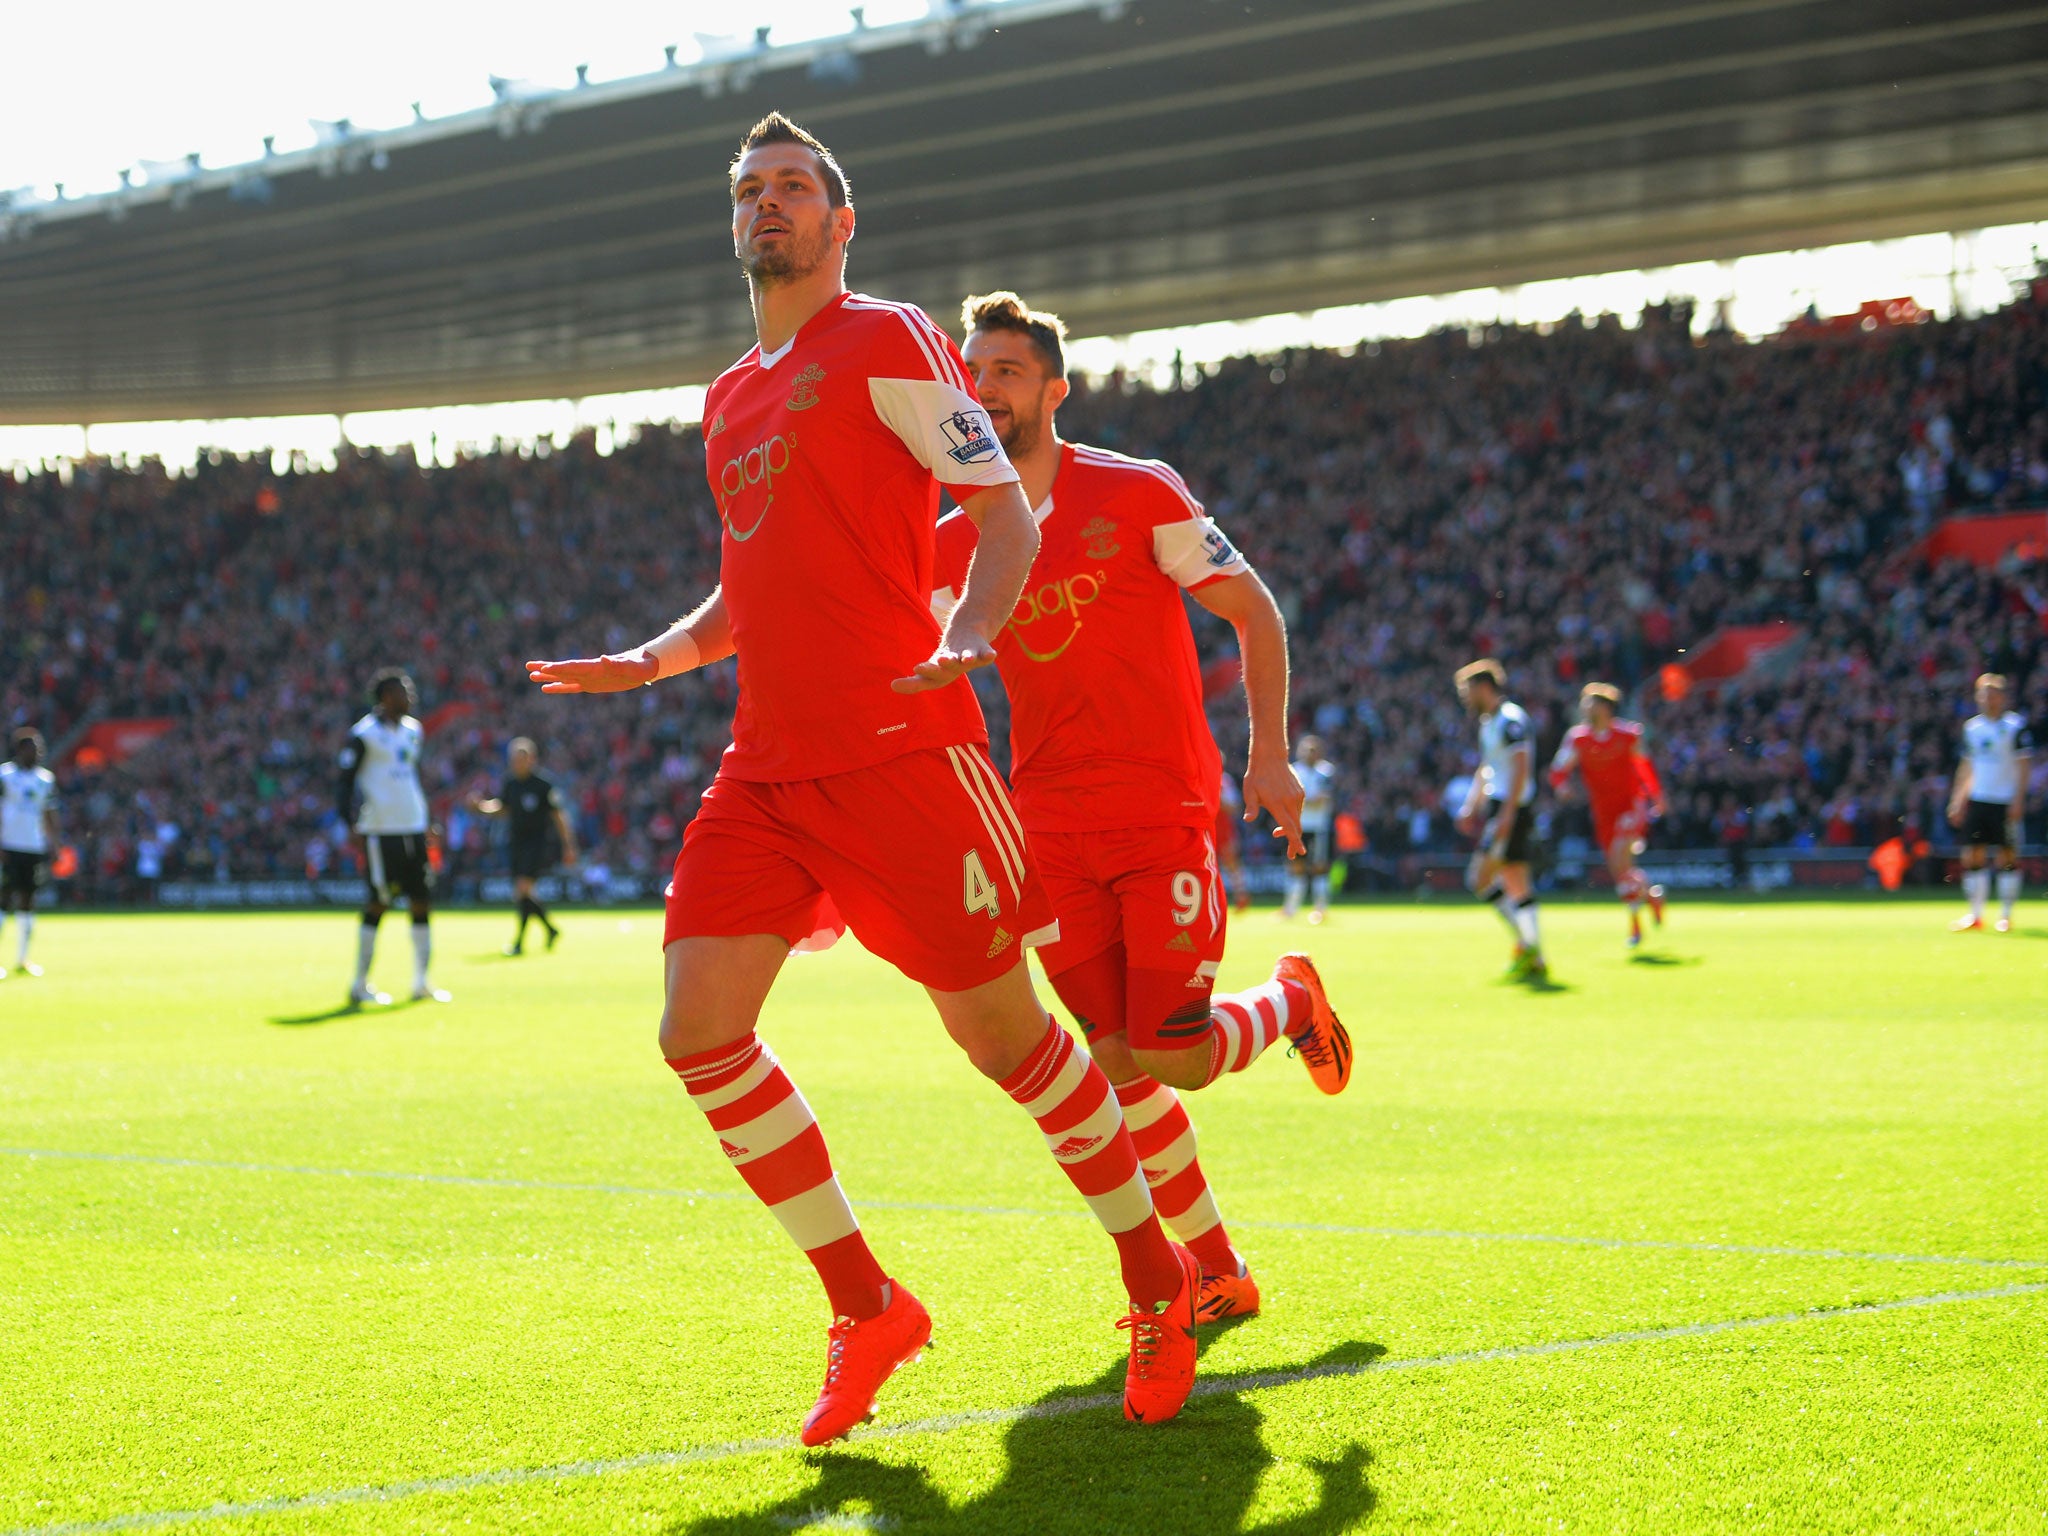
xmin=1550 ymin=721 xmax=1654 ymax=815
xmin=932 ymin=441 xmax=1249 ymax=833
xmin=702 ymin=293 xmax=1020 ymax=781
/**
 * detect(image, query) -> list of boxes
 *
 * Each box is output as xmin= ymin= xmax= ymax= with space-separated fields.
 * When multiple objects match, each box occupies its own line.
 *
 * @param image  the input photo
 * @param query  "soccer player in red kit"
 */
xmin=1548 ymin=682 xmax=1669 ymax=946
xmin=934 ymin=292 xmax=1353 ymax=1324
xmin=527 ymin=117 xmax=1201 ymax=1442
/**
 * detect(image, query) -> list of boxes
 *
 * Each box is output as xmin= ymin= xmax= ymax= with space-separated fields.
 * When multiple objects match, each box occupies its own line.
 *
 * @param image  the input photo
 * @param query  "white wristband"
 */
xmin=638 ymin=626 xmax=701 ymax=682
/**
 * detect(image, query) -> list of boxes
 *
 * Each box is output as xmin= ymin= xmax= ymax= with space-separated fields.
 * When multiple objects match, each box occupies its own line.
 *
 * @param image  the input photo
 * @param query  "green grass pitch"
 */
xmin=2 ymin=900 xmax=2044 ymax=1534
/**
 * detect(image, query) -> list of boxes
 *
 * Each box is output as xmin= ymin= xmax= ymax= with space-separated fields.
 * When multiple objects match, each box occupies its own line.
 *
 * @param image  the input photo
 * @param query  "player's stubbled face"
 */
xmin=963 ymin=330 xmax=1050 ymax=455
xmin=731 ymin=147 xmax=840 ymax=283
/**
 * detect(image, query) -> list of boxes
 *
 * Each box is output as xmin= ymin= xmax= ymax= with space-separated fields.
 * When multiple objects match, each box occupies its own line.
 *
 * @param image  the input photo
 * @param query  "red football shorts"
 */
xmin=1593 ymin=797 xmax=1650 ymax=855
xmin=664 ymin=744 xmax=1058 ymax=993
xmin=1211 ymin=801 xmax=1241 ymax=860
xmin=1031 ymin=825 xmax=1229 ymax=1049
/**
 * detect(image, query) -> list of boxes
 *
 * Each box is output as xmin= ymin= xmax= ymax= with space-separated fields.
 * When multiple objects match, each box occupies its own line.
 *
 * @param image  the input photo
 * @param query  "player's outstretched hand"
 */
xmin=1243 ymin=751 xmax=1307 ymax=859
xmin=892 ymin=626 xmax=996 ymax=693
xmin=525 ymin=652 xmax=657 ymax=695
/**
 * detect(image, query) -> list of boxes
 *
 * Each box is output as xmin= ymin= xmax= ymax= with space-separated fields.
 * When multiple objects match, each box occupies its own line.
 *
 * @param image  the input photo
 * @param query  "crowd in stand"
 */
xmin=5 ymin=290 xmax=2045 ymax=902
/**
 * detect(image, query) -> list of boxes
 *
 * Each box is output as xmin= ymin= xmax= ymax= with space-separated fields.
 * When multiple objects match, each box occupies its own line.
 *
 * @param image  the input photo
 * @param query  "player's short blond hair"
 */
xmin=1976 ymin=672 xmax=2009 ymax=693
xmin=1455 ymin=658 xmax=1506 ymax=691
xmin=1580 ymin=682 xmax=1622 ymax=708
xmin=962 ymin=290 xmax=1067 ymax=378
xmin=508 ymin=737 xmax=538 ymax=759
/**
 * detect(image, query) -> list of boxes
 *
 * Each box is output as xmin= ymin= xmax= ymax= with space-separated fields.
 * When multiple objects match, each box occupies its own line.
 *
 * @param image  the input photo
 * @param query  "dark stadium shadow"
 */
xmin=668 ymin=1335 xmax=1382 ymax=1535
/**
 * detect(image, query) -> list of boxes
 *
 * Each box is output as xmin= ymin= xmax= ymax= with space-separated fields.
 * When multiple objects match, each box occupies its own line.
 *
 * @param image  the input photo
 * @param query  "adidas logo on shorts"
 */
xmin=986 ymin=925 xmax=1014 ymax=959
xmin=1166 ymin=930 xmax=1196 ymax=953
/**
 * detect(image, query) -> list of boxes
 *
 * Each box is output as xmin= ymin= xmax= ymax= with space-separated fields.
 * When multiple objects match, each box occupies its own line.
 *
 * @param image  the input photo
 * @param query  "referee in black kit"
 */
xmin=471 ymin=737 xmax=578 ymax=955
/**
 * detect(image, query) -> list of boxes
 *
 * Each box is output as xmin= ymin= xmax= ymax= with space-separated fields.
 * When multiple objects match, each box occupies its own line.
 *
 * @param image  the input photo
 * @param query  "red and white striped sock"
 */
xmin=1000 ymin=1017 xmax=1182 ymax=1306
xmin=1201 ymin=977 xmax=1311 ymax=1086
xmin=668 ymin=1033 xmax=889 ymax=1321
xmin=1113 ymin=1077 xmax=1238 ymax=1278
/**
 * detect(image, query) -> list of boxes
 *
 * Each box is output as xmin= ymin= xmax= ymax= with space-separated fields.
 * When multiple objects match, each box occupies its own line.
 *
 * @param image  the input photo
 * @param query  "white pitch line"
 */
xmin=6 ymin=1145 xmax=2044 ymax=1272
xmin=6 ymin=1281 xmax=2041 ymax=1536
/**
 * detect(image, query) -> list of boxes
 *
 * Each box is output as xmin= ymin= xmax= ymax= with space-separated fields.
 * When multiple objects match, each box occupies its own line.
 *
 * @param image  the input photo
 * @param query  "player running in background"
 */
xmin=1215 ymin=769 xmax=1252 ymax=913
xmin=337 ymin=669 xmax=450 ymax=1006
xmin=1283 ymin=735 xmax=1338 ymax=923
xmin=1948 ymin=672 xmax=2033 ymax=932
xmin=1 ymin=727 xmax=59 ymax=979
xmin=1549 ymin=683 xmax=1668 ymax=947
xmin=937 ymin=290 xmax=1352 ymax=1324
xmin=1455 ymin=659 xmax=1547 ymax=981
xmin=526 ymin=119 xmax=1202 ymax=1442
xmin=471 ymin=737 xmax=578 ymax=956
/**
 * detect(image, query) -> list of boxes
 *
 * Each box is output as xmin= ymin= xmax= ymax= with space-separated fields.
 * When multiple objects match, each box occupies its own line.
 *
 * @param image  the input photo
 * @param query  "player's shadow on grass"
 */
xmin=670 ymin=1329 xmax=1381 ymax=1535
xmin=267 ymin=998 xmax=422 ymax=1026
xmin=1626 ymin=952 xmax=1700 ymax=968
xmin=267 ymin=1002 xmax=370 ymax=1026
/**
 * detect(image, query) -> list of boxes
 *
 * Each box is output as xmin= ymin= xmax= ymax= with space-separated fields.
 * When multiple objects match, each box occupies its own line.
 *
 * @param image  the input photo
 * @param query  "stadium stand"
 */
xmin=6 ymin=293 xmax=2045 ymax=903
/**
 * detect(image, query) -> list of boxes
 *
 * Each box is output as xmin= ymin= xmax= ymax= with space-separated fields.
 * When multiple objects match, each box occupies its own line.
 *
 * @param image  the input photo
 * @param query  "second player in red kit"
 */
xmin=935 ymin=292 xmax=1354 ymax=1324
xmin=1549 ymin=682 xmax=1669 ymax=947
xmin=530 ymin=118 xmax=1203 ymax=1446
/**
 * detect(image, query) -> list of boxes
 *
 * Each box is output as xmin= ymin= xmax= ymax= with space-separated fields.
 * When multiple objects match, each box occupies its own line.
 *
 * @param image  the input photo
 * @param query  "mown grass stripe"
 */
xmin=7 ymin=1145 xmax=2044 ymax=1272
xmin=8 ymin=1281 xmax=2040 ymax=1536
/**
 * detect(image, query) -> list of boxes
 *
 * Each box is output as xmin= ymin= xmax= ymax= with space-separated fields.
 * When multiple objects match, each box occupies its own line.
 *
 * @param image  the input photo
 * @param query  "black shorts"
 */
xmin=363 ymin=833 xmax=433 ymax=907
xmin=509 ymin=838 xmax=553 ymax=881
xmin=2 ymin=849 xmax=47 ymax=897
xmin=1289 ymin=825 xmax=1335 ymax=870
xmin=1485 ymin=800 xmax=1536 ymax=865
xmin=1961 ymin=800 xmax=2017 ymax=851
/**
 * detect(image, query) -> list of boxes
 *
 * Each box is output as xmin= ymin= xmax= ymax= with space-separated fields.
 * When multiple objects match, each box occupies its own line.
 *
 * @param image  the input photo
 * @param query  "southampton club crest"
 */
xmin=1080 ymin=516 xmax=1122 ymax=560
xmin=941 ymin=407 xmax=1002 ymax=465
xmin=786 ymin=364 xmax=826 ymax=412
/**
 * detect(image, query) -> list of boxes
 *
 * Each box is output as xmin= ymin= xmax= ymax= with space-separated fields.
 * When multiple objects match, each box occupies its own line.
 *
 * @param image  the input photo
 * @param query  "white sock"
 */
xmin=1491 ymin=893 xmax=1521 ymax=941
xmin=412 ymin=923 xmax=431 ymax=990
xmin=355 ymin=921 xmax=377 ymax=987
xmin=1966 ymin=868 xmax=1989 ymax=919
xmin=1514 ymin=899 xmax=1541 ymax=951
xmin=17 ymin=913 xmax=33 ymax=965
xmin=1998 ymin=869 xmax=2021 ymax=919
xmin=1309 ymin=874 xmax=1329 ymax=910
xmin=1283 ymin=875 xmax=1305 ymax=916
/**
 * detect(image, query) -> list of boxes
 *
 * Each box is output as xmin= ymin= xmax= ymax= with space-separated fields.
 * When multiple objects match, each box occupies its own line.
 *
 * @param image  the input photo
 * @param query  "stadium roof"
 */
xmin=6 ymin=0 xmax=2048 ymax=424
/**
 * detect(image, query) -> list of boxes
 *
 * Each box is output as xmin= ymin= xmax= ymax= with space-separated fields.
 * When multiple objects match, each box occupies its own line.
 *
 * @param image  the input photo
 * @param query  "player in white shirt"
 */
xmin=1283 ymin=736 xmax=1338 ymax=922
xmin=1947 ymin=672 xmax=2033 ymax=932
xmin=336 ymin=669 xmax=448 ymax=1005
xmin=1 ymin=728 xmax=60 ymax=979
xmin=1454 ymin=659 xmax=1547 ymax=981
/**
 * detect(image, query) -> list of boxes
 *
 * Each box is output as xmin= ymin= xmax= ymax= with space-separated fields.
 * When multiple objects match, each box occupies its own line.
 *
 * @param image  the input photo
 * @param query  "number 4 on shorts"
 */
xmin=963 ymin=849 xmax=1002 ymax=918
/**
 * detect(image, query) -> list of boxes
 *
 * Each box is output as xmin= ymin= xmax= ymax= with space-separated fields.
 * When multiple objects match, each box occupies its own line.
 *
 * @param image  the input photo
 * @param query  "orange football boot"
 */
xmin=1274 ymin=953 xmax=1353 ymax=1096
xmin=1950 ymin=914 xmax=1985 ymax=932
xmin=800 ymin=1282 xmax=932 ymax=1447
xmin=1194 ymin=1259 xmax=1261 ymax=1324
xmin=1120 ymin=1243 xmax=1200 ymax=1424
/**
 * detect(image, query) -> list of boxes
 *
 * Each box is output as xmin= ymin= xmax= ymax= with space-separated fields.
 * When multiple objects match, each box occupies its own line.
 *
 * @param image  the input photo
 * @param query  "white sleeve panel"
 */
xmin=868 ymin=377 xmax=1021 ymax=490
xmin=1152 ymin=515 xmax=1251 ymax=589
